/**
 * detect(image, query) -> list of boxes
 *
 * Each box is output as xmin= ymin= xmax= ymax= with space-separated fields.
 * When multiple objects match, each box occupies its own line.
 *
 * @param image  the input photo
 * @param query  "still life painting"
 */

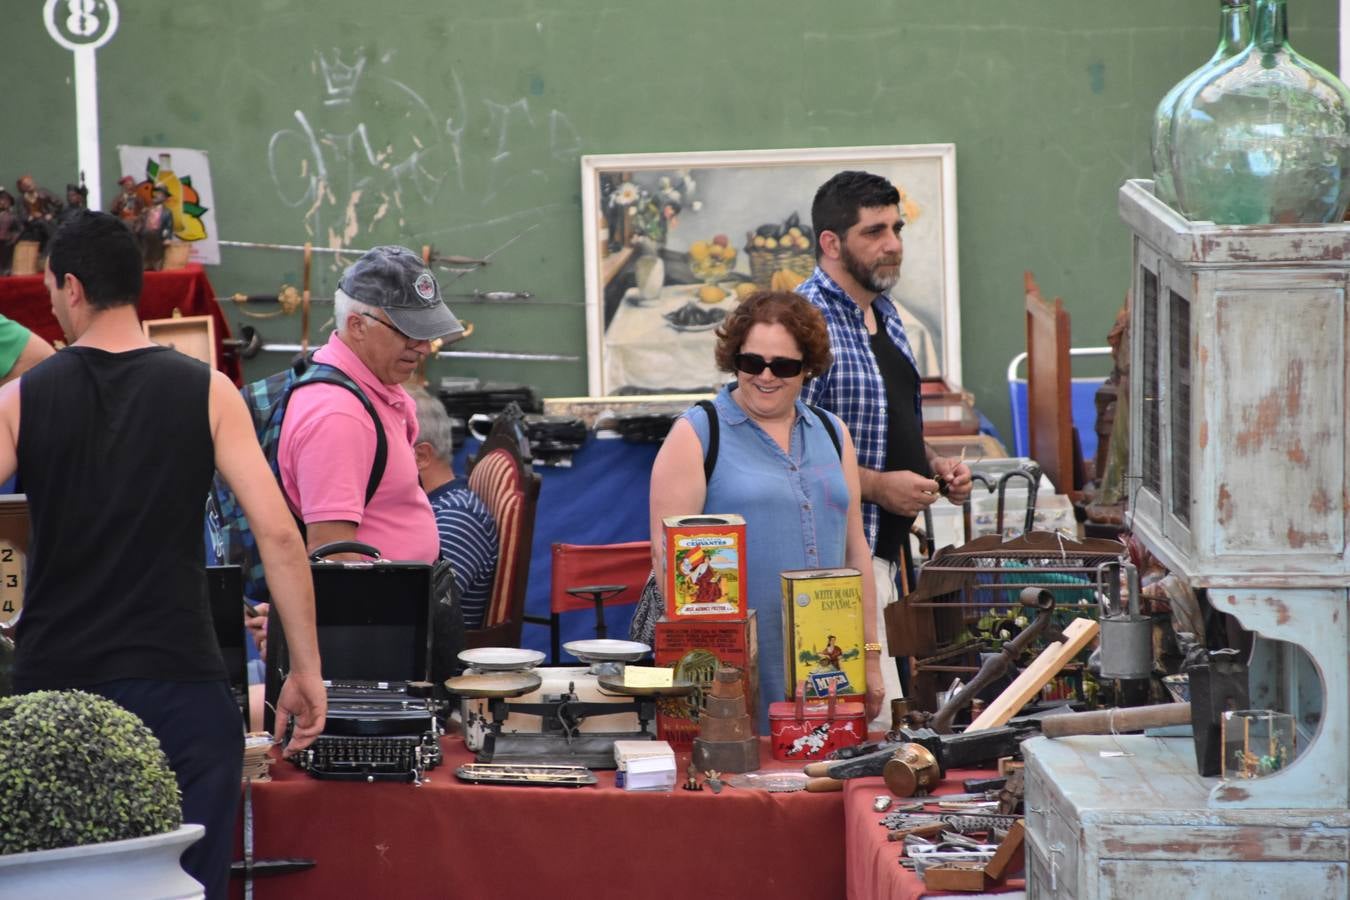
xmin=581 ymin=144 xmax=959 ymax=397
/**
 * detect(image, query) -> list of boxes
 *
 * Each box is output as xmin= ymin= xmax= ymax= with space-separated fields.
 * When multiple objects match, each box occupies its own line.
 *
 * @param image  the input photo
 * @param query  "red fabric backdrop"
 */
xmin=0 ymin=265 xmax=240 ymax=384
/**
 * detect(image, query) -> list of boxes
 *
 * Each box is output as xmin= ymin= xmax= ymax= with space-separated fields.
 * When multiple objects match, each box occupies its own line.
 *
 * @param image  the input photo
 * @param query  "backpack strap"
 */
xmin=284 ymin=363 xmax=388 ymax=506
xmin=808 ymin=404 xmax=842 ymax=459
xmin=696 ymin=399 xmax=719 ymax=484
xmin=696 ymin=399 xmax=840 ymax=485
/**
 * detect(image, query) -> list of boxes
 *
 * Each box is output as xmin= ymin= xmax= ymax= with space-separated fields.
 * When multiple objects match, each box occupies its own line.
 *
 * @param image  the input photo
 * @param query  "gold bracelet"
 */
xmin=863 ymin=642 xmax=882 ymax=653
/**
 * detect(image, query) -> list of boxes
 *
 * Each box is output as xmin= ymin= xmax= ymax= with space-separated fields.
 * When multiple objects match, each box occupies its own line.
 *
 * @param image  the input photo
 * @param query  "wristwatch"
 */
xmin=863 ymin=642 xmax=883 ymax=653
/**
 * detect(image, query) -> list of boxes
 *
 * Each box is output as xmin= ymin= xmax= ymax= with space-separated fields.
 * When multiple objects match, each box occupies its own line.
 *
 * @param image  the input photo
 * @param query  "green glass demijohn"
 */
xmin=1170 ymin=0 xmax=1350 ymax=224
xmin=1150 ymin=0 xmax=1252 ymax=209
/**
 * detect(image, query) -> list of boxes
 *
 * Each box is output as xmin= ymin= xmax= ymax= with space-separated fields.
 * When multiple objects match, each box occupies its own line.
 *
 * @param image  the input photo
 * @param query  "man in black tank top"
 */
xmin=0 ymin=211 xmax=327 ymax=899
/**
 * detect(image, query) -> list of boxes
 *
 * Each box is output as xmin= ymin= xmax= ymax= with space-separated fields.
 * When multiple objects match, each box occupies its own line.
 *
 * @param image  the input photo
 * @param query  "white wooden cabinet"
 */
xmin=1023 ymin=735 xmax=1350 ymax=899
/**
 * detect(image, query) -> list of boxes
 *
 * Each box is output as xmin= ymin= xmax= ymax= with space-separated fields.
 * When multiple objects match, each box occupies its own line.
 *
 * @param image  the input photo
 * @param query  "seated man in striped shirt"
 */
xmin=409 ymin=387 xmax=499 ymax=629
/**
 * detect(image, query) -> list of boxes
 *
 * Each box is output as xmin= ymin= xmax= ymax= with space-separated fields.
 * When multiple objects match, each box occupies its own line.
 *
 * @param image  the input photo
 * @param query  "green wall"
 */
xmin=3 ymin=0 xmax=1339 ymax=441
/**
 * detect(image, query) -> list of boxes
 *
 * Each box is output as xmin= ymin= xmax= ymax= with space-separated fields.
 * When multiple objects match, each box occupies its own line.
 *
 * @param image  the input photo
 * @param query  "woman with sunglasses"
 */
xmin=649 ymin=291 xmax=882 ymax=731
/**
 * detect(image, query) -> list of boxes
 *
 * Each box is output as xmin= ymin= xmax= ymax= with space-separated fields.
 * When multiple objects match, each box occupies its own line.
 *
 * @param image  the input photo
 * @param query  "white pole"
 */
xmin=74 ymin=46 xmax=102 ymax=210
xmin=44 ymin=0 xmax=119 ymax=211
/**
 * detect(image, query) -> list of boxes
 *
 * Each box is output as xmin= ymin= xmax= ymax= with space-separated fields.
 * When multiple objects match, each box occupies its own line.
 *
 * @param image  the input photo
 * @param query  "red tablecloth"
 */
xmin=0 ymin=265 xmax=240 ymax=383
xmin=844 ymin=770 xmax=1025 ymax=900
xmin=233 ymin=734 xmax=848 ymax=900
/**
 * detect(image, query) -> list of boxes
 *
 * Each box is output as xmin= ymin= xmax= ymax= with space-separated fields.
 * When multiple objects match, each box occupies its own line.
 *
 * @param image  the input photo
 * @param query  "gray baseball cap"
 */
xmin=338 ymin=245 xmax=464 ymax=341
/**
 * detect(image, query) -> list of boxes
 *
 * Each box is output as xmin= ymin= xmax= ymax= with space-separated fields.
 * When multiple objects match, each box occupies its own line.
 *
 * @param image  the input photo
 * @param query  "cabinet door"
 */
xmin=1207 ymin=272 xmax=1346 ymax=564
xmin=1159 ymin=263 xmax=1194 ymax=555
xmin=1130 ymin=238 xmax=1165 ymax=532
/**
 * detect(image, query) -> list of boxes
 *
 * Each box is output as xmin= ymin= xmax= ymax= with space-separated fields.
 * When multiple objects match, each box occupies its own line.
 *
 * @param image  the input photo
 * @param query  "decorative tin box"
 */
xmin=781 ymin=567 xmax=866 ymax=701
xmin=653 ymin=612 xmax=758 ymax=751
xmin=768 ymin=690 xmax=865 ymax=761
xmin=661 ymin=514 xmax=746 ymax=619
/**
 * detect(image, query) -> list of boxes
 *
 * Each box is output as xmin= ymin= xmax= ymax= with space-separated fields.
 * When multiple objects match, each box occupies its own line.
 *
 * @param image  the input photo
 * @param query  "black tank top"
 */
xmin=870 ymin=328 xmax=929 ymax=563
xmin=15 ymin=346 xmax=226 ymax=688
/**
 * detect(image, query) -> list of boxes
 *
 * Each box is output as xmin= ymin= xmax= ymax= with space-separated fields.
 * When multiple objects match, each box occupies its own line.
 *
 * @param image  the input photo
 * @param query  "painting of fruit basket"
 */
xmin=581 ymin=144 xmax=959 ymax=397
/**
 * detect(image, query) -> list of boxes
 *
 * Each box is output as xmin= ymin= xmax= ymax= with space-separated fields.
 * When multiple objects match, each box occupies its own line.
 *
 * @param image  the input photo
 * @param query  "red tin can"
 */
xmin=768 ymin=687 xmax=865 ymax=761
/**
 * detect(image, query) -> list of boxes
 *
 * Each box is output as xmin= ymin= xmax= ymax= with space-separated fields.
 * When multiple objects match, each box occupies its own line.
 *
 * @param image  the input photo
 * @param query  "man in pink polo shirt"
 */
xmin=277 ymin=245 xmax=465 ymax=561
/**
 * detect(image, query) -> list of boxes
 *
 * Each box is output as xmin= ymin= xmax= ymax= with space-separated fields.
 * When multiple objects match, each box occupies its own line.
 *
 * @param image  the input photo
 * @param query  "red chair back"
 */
xmin=549 ymin=541 xmax=652 ymax=614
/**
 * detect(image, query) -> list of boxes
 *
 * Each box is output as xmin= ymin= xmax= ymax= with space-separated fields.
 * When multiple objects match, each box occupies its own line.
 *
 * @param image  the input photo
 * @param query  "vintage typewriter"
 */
xmin=266 ymin=549 xmax=443 ymax=782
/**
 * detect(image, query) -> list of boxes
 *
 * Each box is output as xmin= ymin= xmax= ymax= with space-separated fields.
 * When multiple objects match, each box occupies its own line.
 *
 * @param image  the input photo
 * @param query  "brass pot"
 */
xmin=882 ymin=742 xmax=941 ymax=797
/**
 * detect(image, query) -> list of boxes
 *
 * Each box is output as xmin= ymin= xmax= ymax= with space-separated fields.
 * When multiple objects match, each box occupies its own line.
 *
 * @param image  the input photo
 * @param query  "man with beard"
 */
xmin=798 ymin=171 xmax=971 ymax=723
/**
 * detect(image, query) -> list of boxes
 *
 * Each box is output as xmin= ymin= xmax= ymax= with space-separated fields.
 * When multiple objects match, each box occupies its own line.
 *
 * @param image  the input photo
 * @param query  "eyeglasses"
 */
xmin=360 ymin=312 xmax=426 ymax=346
xmin=733 ymin=352 xmax=804 ymax=379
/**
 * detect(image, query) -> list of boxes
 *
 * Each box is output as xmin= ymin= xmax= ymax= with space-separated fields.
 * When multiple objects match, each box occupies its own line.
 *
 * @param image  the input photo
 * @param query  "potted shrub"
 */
xmin=0 ymin=689 xmax=205 ymax=899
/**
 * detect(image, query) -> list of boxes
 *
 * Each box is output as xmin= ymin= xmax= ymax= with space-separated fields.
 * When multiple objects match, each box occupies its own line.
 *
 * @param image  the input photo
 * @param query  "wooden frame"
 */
xmin=1024 ymin=272 xmax=1075 ymax=493
xmin=582 ymin=144 xmax=961 ymax=396
xmin=143 ymin=314 xmax=217 ymax=368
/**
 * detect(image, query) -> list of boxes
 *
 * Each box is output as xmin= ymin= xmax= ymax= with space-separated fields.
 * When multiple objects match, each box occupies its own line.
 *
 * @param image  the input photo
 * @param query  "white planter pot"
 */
xmin=0 ymin=823 xmax=204 ymax=899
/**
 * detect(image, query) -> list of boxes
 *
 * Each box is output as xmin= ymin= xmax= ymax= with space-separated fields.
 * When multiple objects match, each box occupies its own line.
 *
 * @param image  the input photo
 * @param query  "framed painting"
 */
xmin=581 ymin=144 xmax=960 ymax=397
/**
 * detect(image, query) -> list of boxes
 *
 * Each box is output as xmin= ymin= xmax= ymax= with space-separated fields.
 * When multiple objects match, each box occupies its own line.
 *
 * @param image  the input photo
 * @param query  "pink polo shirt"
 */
xmin=277 ymin=333 xmax=439 ymax=563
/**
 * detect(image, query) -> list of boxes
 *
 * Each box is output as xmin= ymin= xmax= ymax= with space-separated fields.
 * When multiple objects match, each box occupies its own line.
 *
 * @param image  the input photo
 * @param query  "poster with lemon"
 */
xmin=116 ymin=146 xmax=220 ymax=265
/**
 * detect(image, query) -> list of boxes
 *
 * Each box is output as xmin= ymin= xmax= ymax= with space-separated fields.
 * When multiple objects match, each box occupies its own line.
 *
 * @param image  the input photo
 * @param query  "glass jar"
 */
xmin=1170 ymin=0 xmax=1350 ymax=224
xmin=1221 ymin=709 xmax=1297 ymax=780
xmin=1150 ymin=0 xmax=1252 ymax=209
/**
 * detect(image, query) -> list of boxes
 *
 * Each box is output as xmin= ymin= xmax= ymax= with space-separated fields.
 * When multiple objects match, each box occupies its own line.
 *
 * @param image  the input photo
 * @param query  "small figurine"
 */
xmin=55 ymin=181 xmax=88 ymax=228
xmin=15 ymin=175 xmax=61 ymax=250
xmin=0 ymin=190 xmax=20 ymax=274
xmin=704 ymin=770 xmax=723 ymax=795
xmin=138 ymin=185 xmax=175 ymax=271
xmin=682 ymin=762 xmax=702 ymax=792
xmin=109 ymin=175 xmax=144 ymax=227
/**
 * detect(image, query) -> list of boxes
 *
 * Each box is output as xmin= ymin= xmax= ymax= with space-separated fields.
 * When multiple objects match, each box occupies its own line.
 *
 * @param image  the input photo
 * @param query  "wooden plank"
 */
xmin=1100 ymin=859 xmax=1347 ymax=897
xmin=1095 ymin=823 xmax=1350 ymax=862
xmin=1025 ymin=271 xmax=1075 ymax=493
xmin=966 ymin=617 xmax=1099 ymax=731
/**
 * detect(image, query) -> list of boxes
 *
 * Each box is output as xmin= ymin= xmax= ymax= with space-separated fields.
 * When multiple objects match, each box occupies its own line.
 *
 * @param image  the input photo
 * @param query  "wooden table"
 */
xmin=232 ymin=734 xmax=848 ymax=900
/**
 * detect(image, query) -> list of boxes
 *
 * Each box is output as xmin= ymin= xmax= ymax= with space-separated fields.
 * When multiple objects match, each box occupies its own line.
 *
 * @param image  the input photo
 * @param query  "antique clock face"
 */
xmin=0 ymin=539 xmax=23 ymax=626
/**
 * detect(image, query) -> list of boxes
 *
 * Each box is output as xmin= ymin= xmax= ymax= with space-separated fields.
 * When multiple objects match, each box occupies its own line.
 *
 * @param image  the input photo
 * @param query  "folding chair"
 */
xmin=527 ymin=540 xmax=652 ymax=663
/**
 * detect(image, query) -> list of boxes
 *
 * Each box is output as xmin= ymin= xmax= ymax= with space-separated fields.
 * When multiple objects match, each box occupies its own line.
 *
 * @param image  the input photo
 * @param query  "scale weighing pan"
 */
xmin=444 ymin=671 xmax=542 ymax=698
xmin=562 ymin=639 xmax=650 ymax=662
xmin=458 ymin=647 xmax=546 ymax=672
xmin=596 ymin=674 xmax=698 ymax=697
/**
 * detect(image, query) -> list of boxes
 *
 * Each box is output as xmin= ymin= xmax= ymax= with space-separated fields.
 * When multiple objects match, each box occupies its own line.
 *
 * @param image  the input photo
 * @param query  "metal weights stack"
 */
xmin=692 ymin=667 xmax=761 ymax=774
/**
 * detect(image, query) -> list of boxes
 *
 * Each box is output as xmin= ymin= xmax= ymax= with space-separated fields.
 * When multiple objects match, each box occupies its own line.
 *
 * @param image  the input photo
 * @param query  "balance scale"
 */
xmin=449 ymin=641 xmax=697 ymax=770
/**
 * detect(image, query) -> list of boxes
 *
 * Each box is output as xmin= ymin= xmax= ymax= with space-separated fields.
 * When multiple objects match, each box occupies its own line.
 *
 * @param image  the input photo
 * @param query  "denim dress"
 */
xmin=685 ymin=385 xmax=850 ymax=733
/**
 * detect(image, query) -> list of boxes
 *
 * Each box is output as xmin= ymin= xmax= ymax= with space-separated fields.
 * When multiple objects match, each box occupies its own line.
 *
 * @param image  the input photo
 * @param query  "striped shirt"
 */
xmin=798 ymin=266 xmax=923 ymax=549
xmin=426 ymin=479 xmax=498 ymax=630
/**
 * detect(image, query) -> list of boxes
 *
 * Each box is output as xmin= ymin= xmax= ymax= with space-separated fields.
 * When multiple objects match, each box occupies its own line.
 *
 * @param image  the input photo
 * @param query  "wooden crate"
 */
xmin=143 ymin=314 xmax=216 ymax=368
xmin=1023 ymin=735 xmax=1349 ymax=898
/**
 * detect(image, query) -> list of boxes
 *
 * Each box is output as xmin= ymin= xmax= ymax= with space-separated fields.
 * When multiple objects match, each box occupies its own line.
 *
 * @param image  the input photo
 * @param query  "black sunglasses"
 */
xmin=733 ymin=352 xmax=804 ymax=378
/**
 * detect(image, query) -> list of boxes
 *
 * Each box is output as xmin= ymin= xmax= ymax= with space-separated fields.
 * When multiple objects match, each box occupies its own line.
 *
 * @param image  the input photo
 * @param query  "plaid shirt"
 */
xmin=799 ymin=266 xmax=922 ymax=549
